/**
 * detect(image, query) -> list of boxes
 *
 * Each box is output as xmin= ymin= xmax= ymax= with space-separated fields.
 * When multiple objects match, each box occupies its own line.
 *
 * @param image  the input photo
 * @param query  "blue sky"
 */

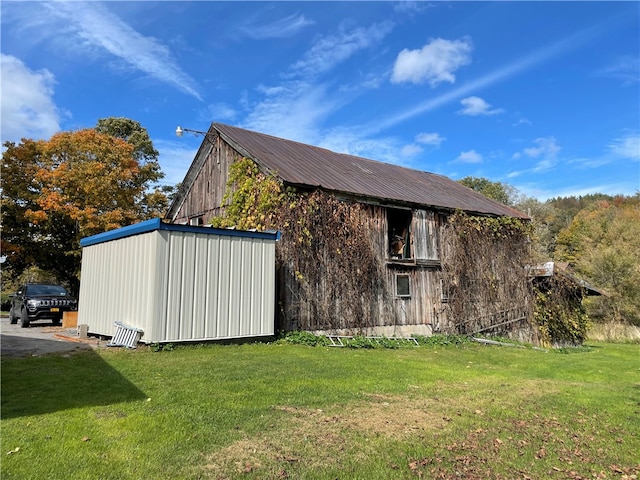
xmin=1 ymin=1 xmax=639 ymax=201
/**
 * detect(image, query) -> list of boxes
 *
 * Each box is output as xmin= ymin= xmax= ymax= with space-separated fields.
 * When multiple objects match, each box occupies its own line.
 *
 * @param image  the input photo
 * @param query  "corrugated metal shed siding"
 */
xmin=79 ymin=225 xmax=276 ymax=343
xmin=79 ymin=230 xmax=162 ymax=337
xmin=213 ymin=123 xmax=528 ymax=219
xmin=157 ymin=231 xmax=274 ymax=343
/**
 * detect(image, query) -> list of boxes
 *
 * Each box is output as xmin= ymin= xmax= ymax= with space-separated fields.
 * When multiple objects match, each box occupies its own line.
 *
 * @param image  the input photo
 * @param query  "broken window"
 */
xmin=388 ymin=208 xmax=412 ymax=259
xmin=396 ymin=274 xmax=411 ymax=297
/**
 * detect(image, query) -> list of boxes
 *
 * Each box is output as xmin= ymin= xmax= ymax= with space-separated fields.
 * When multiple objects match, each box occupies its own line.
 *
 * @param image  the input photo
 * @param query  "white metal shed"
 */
xmin=78 ymin=218 xmax=279 ymax=344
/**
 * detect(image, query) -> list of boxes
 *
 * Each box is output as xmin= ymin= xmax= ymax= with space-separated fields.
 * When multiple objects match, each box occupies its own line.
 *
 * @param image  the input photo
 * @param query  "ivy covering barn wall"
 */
xmin=210 ymin=158 xmax=391 ymax=331
xmin=440 ymin=211 xmax=537 ymax=343
xmin=210 ymin=158 xmax=589 ymax=345
xmin=534 ymin=275 xmax=590 ymax=347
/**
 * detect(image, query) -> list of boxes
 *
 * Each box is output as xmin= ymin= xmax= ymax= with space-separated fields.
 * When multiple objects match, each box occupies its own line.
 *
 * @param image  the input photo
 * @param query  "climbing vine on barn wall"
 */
xmin=534 ymin=275 xmax=589 ymax=347
xmin=210 ymin=157 xmax=290 ymax=231
xmin=440 ymin=211 xmax=536 ymax=342
xmin=209 ymin=157 xmax=391 ymax=331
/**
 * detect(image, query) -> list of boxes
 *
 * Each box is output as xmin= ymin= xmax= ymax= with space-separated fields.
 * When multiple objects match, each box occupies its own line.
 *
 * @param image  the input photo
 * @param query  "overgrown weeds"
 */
xmin=587 ymin=321 xmax=640 ymax=343
xmin=276 ymin=331 xmax=472 ymax=349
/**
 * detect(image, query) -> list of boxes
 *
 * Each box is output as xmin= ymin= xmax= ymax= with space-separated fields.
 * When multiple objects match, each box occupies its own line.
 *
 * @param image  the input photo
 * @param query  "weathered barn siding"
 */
xmin=167 ymin=123 xmax=532 ymax=339
xmin=173 ymin=136 xmax=238 ymax=224
xmin=274 ymin=202 xmax=450 ymax=336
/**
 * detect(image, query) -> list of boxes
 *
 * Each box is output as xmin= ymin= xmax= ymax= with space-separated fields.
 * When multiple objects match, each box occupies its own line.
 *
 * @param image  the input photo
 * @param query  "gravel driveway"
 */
xmin=0 ymin=316 xmax=102 ymax=357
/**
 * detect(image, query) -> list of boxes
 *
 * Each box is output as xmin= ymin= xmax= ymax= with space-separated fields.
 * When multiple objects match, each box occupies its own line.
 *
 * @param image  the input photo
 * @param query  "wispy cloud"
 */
xmin=454 ymin=149 xmax=483 ymax=164
xmin=154 ymin=140 xmax=199 ymax=186
xmin=289 ymin=22 xmax=393 ymax=79
xmin=609 ymin=132 xmax=640 ymax=160
xmin=39 ymin=1 xmax=201 ymax=100
xmin=513 ymin=116 xmax=532 ymax=127
xmin=391 ymin=37 xmax=473 ymax=87
xmin=201 ymin=102 xmax=238 ymax=123
xmin=0 ymin=54 xmax=61 ymax=143
xmin=242 ymin=22 xmax=394 ymax=142
xmin=243 ymin=82 xmax=340 ymax=143
xmin=238 ymin=12 xmax=314 ymax=40
xmin=398 ymin=132 xmax=445 ymax=160
xmin=317 ymin=126 xmax=409 ymax=166
xmin=457 ymin=96 xmax=504 ymax=116
xmin=416 ymin=132 xmax=445 ymax=147
xmin=596 ymin=55 xmax=640 ymax=85
xmin=516 ymin=181 xmax=636 ymax=202
xmin=512 ymin=137 xmax=561 ymax=172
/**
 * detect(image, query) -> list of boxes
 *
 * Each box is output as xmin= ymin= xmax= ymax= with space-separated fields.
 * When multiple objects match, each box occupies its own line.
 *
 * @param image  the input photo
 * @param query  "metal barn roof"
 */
xmin=174 ymin=122 xmax=529 ymax=219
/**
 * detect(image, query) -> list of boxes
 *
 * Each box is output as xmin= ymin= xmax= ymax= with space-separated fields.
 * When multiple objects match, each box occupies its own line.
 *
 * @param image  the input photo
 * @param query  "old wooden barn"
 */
xmin=167 ymin=123 xmax=534 ymax=340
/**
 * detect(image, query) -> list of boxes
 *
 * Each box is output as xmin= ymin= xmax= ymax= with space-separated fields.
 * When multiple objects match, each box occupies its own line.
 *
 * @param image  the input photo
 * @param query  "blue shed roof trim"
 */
xmin=80 ymin=218 xmax=281 ymax=247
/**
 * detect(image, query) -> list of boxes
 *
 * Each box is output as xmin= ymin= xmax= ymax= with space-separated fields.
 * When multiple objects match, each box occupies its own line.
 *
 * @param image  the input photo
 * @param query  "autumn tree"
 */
xmin=1 ymin=121 xmax=169 ymax=294
xmin=555 ymin=196 xmax=640 ymax=325
xmin=95 ymin=117 xmax=171 ymax=218
xmin=458 ymin=176 xmax=521 ymax=206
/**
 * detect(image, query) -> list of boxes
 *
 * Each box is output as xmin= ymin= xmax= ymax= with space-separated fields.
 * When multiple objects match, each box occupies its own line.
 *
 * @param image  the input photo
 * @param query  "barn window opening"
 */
xmin=388 ymin=208 xmax=412 ymax=259
xmin=396 ymin=274 xmax=411 ymax=297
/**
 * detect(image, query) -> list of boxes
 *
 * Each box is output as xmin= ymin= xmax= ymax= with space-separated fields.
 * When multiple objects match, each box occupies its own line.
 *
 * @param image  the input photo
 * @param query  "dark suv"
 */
xmin=9 ymin=284 xmax=78 ymax=328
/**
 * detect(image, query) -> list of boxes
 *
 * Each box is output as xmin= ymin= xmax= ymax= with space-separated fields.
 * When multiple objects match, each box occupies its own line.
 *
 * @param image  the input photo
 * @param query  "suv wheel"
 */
xmin=19 ymin=308 xmax=30 ymax=328
xmin=9 ymin=307 xmax=18 ymax=325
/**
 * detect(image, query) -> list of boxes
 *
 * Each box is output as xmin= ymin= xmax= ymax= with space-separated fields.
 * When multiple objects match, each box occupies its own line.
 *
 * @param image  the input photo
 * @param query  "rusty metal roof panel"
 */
xmin=213 ymin=123 xmax=528 ymax=219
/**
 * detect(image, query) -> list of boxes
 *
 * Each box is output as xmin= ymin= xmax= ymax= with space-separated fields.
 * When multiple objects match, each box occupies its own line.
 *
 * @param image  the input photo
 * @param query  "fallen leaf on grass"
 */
xmin=82 ymin=437 xmax=90 ymax=442
xmin=6 ymin=447 xmax=20 ymax=455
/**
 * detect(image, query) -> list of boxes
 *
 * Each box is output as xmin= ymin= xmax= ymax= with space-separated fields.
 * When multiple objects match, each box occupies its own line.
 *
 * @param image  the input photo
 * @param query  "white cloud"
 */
xmin=401 ymin=144 xmax=423 ymax=157
xmin=0 ymin=54 xmax=60 ymax=143
xmin=457 ymin=96 xmax=503 ymax=116
xmin=415 ymin=132 xmax=445 ymax=147
xmin=35 ymin=1 xmax=201 ymax=100
xmin=239 ymin=13 xmax=314 ymax=40
xmin=289 ymin=22 xmax=393 ymax=79
xmin=512 ymin=137 xmax=561 ymax=172
xmin=454 ymin=149 xmax=483 ymax=163
xmin=523 ymin=137 xmax=561 ymax=159
xmin=391 ymin=37 xmax=472 ymax=87
xmin=374 ymin=21 xmax=608 ymax=133
xmin=609 ymin=132 xmax=640 ymax=160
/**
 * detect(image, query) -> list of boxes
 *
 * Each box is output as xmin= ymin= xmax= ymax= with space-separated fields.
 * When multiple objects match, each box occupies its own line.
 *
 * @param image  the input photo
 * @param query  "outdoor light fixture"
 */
xmin=175 ymin=126 xmax=210 ymax=138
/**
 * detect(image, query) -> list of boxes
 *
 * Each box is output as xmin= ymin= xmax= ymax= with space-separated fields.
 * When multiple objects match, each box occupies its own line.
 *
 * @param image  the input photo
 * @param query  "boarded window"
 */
xmin=396 ymin=274 xmax=411 ymax=297
xmin=412 ymin=209 xmax=439 ymax=262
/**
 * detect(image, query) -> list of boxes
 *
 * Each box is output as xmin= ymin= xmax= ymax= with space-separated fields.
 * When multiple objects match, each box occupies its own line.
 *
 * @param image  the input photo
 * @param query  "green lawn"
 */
xmin=1 ymin=340 xmax=638 ymax=479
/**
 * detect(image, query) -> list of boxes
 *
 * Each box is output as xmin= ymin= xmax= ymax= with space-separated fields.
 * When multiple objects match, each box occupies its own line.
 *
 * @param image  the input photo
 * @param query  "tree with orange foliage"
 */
xmin=1 ymin=119 xmax=168 ymax=294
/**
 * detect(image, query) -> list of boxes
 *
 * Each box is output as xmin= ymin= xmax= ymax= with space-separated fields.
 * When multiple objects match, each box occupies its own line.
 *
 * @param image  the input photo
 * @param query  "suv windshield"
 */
xmin=27 ymin=285 xmax=68 ymax=296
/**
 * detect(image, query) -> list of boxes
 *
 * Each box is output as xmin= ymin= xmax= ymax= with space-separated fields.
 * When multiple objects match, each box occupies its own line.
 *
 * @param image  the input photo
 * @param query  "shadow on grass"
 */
xmin=1 ymin=338 xmax=146 ymax=419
